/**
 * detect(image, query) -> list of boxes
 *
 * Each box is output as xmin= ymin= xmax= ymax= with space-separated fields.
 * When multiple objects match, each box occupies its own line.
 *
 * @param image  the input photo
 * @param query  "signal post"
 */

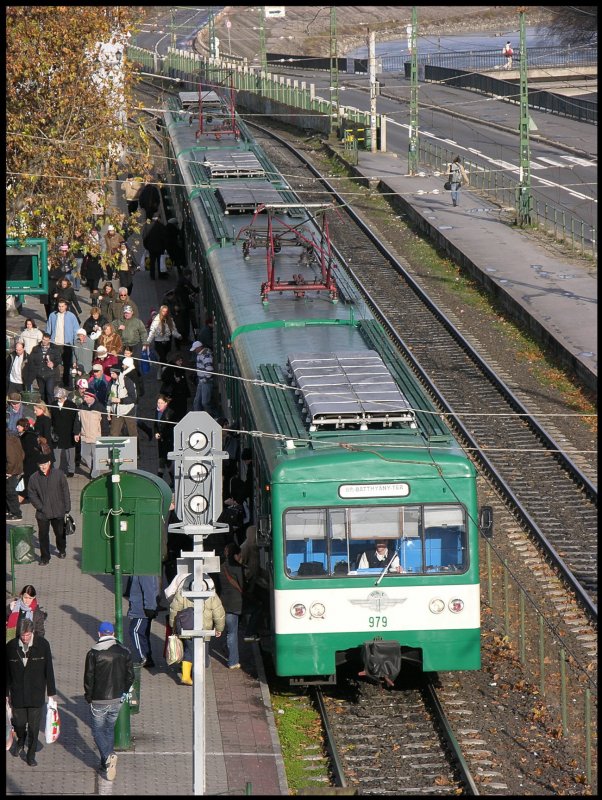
xmin=168 ymin=412 xmax=228 ymax=795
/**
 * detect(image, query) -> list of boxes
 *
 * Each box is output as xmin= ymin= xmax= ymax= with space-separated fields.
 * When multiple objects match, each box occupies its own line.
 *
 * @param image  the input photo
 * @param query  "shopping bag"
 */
xmin=166 ymin=634 xmax=184 ymax=666
xmin=140 ymin=349 xmax=151 ymax=375
xmin=64 ymin=513 xmax=76 ymax=536
xmin=6 ymin=700 xmax=14 ymax=751
xmin=44 ymin=697 xmax=60 ymax=744
xmin=15 ymin=478 xmax=25 ymax=493
xmin=159 ymin=254 xmax=168 ymax=274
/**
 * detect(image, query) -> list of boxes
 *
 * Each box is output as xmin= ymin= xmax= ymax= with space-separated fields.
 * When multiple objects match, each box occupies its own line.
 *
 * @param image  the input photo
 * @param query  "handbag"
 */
xmin=443 ymin=181 xmax=452 ymax=191
xmin=140 ymin=349 xmax=151 ymax=375
xmin=64 ymin=513 xmax=76 ymax=536
xmin=166 ymin=634 xmax=184 ymax=665
xmin=174 ymin=606 xmax=194 ymax=635
xmin=44 ymin=697 xmax=60 ymax=744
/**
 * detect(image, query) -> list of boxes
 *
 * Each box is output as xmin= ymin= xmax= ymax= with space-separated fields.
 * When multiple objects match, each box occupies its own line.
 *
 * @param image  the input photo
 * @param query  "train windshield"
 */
xmin=284 ymin=504 xmax=468 ymax=577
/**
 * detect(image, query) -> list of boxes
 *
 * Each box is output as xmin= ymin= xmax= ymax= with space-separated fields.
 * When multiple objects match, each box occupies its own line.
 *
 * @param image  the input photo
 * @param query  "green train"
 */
xmin=163 ymin=88 xmax=490 ymax=684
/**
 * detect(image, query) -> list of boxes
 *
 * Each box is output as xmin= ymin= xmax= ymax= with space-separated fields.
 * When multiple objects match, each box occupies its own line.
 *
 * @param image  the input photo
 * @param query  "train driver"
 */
xmin=357 ymin=539 xmax=402 ymax=572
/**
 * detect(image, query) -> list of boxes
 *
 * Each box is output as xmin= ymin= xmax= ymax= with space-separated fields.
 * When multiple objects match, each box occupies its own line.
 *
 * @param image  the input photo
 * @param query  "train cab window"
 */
xmin=283 ymin=504 xmax=467 ymax=578
xmin=284 ymin=509 xmax=327 ymax=577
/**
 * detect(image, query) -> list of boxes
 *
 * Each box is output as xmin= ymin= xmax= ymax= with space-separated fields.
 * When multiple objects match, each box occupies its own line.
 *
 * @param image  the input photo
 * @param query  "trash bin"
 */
xmin=128 ymin=662 xmax=141 ymax=714
xmin=10 ymin=526 xmax=36 ymax=564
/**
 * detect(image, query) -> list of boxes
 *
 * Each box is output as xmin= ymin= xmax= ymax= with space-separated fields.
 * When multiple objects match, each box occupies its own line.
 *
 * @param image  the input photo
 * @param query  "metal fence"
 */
xmin=419 ymin=138 xmax=596 ymax=258
xmin=384 ymin=45 xmax=598 ymax=72
xmin=482 ymin=538 xmax=597 ymax=789
xmin=423 ymin=65 xmax=597 ymax=124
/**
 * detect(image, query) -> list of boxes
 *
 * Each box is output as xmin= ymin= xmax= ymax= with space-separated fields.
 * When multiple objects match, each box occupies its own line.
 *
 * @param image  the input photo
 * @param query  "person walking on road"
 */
xmin=447 ymin=155 xmax=469 ymax=208
xmin=27 ymin=451 xmax=71 ymax=565
xmin=121 ymin=173 xmax=143 ymax=216
xmin=84 ymin=620 xmax=135 ymax=782
xmin=125 ymin=574 xmax=160 ymax=668
xmin=7 ymin=618 xmax=57 ymax=767
xmin=502 ymin=41 xmax=513 ymax=70
xmin=145 ymin=305 xmax=182 ymax=379
xmin=50 ymin=387 xmax=80 ymax=477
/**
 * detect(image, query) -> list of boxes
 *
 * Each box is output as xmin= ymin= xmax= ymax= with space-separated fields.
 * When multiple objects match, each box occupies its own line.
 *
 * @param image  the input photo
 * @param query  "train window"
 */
xmin=283 ymin=504 xmax=467 ymax=577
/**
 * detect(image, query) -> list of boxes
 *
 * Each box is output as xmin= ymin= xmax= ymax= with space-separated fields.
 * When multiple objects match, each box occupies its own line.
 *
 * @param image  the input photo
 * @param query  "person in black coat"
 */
xmin=82 ymin=306 xmax=108 ymax=338
xmin=50 ymin=387 xmax=80 ymax=476
xmin=81 ymin=250 xmax=104 ymax=296
xmin=165 ymin=218 xmax=186 ymax=274
xmin=7 ymin=618 xmax=57 ymax=766
xmin=28 ymin=452 xmax=71 ymax=564
xmin=142 ymin=216 xmax=167 ymax=281
xmin=153 ymin=394 xmax=176 ymax=484
xmin=159 ymin=353 xmax=190 ymax=422
xmin=51 ymin=276 xmax=82 ymax=316
xmin=16 ymin=419 xmax=41 ymax=502
xmin=26 ymin=334 xmax=62 ymax=405
xmin=41 ymin=264 xmax=65 ymax=318
xmin=32 ymin=403 xmax=55 ymax=465
xmin=138 ymin=179 xmax=161 ymax=220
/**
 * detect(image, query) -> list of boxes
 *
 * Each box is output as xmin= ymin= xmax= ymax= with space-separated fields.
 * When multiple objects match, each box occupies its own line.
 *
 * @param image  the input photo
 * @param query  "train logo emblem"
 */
xmin=349 ymin=590 xmax=406 ymax=612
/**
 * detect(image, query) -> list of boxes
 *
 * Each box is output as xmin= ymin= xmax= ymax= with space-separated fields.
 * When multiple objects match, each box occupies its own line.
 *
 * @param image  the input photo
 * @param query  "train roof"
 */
xmin=164 ymin=101 xmax=467 ymax=463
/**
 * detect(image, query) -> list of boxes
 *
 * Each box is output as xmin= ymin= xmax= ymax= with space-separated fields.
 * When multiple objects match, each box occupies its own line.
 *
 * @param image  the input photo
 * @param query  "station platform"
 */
xmin=6 ymin=195 xmax=288 ymax=795
xmin=332 ymin=76 xmax=597 ymax=392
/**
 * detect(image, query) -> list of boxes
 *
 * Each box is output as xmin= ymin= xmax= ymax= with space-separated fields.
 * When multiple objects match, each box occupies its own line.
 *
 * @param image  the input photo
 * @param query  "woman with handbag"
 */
xmin=447 ymin=155 xmax=469 ymax=208
xmin=168 ymin=574 xmax=225 ymax=683
xmin=144 ymin=305 xmax=182 ymax=380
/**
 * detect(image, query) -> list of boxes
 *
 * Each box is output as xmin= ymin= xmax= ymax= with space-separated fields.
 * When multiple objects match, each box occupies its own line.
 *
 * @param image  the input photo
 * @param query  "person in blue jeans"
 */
xmin=125 ymin=575 xmax=159 ymax=668
xmin=218 ymin=543 xmax=245 ymax=669
xmin=84 ymin=621 xmax=134 ymax=782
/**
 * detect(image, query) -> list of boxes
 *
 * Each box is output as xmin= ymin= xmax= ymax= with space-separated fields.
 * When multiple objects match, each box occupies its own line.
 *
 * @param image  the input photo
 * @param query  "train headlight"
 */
xmin=429 ymin=597 xmax=445 ymax=614
xmin=449 ymin=598 xmax=464 ymax=613
xmin=290 ymin=603 xmax=306 ymax=618
xmin=310 ymin=602 xmax=325 ymax=619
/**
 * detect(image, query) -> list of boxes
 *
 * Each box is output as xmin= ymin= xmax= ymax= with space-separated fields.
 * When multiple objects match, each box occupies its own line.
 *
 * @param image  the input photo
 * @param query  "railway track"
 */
xmin=248 ymin=123 xmax=597 ymax=618
xmin=314 ymin=676 xmax=480 ymax=795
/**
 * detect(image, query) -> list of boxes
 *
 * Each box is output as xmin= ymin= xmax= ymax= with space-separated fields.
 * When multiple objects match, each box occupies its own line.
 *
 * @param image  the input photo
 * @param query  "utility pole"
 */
xmin=408 ymin=6 xmax=418 ymax=175
xmin=517 ymin=6 xmax=532 ymax=226
xmin=110 ymin=447 xmax=131 ymax=750
xmin=329 ymin=6 xmax=339 ymax=137
xmin=259 ymin=7 xmax=267 ymax=72
xmin=368 ymin=30 xmax=377 ymax=153
xmin=208 ymin=7 xmax=217 ymax=59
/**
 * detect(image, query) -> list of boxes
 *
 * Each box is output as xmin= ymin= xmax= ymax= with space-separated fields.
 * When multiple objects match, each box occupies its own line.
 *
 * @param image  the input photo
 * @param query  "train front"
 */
xmin=269 ymin=445 xmax=481 ymax=684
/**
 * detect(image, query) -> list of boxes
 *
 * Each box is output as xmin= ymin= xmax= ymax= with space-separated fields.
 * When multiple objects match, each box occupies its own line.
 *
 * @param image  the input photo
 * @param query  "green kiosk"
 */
xmin=81 ymin=443 xmax=172 ymax=748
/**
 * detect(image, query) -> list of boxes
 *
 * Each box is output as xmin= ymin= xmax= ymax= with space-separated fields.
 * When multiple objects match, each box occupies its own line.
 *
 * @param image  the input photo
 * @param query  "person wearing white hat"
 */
xmin=73 ymin=328 xmax=94 ymax=379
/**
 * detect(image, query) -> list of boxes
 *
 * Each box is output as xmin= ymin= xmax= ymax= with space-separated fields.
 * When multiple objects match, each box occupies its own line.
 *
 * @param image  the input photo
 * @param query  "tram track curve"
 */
xmin=246 ymin=121 xmax=597 ymax=619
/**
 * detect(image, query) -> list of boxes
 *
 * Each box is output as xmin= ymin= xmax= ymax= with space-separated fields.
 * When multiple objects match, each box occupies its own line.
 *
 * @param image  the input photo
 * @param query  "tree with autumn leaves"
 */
xmin=6 ymin=6 xmax=149 ymax=259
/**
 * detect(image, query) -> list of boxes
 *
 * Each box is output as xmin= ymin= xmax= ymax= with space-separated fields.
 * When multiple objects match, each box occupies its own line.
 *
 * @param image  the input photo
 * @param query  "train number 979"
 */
xmin=368 ymin=616 xmax=388 ymax=628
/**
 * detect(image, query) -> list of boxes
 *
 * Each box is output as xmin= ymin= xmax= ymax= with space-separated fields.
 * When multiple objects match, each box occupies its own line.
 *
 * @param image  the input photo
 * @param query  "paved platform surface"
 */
xmin=332 ymin=77 xmax=598 ymax=390
xmin=5 ymin=189 xmax=288 ymax=796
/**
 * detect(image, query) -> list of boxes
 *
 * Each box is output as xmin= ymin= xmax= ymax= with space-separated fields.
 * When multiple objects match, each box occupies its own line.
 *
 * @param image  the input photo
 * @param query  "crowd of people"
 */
xmin=6 ymin=207 xmax=267 ymax=782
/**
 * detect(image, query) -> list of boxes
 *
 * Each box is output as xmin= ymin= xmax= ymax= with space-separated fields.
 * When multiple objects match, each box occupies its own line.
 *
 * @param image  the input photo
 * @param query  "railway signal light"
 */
xmin=168 ymin=412 xmax=227 ymax=528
